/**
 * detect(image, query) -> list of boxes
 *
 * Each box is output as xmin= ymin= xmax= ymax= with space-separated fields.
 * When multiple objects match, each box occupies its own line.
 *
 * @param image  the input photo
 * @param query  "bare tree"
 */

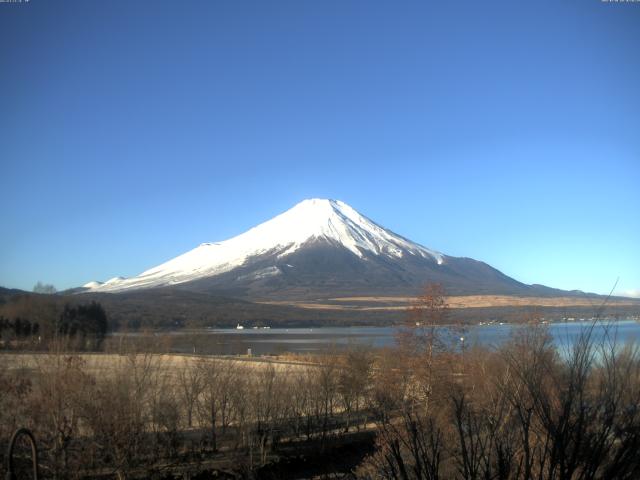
xmin=176 ymin=357 xmax=204 ymax=429
xmin=246 ymin=363 xmax=290 ymax=466
xmin=30 ymin=348 xmax=93 ymax=478
xmin=197 ymin=358 xmax=237 ymax=451
xmin=338 ymin=347 xmax=373 ymax=432
xmin=33 ymin=281 xmax=57 ymax=294
xmin=398 ymin=283 xmax=451 ymax=415
xmin=77 ymin=352 xmax=162 ymax=479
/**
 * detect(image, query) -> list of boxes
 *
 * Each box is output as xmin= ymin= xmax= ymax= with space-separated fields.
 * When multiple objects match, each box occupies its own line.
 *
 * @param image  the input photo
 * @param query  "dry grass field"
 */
xmin=0 ymin=351 xmax=315 ymax=375
xmin=260 ymin=294 xmax=640 ymax=311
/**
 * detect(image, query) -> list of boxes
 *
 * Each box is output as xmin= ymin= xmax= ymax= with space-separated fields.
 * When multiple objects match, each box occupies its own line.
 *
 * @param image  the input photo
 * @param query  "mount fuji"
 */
xmin=81 ymin=199 xmax=559 ymax=299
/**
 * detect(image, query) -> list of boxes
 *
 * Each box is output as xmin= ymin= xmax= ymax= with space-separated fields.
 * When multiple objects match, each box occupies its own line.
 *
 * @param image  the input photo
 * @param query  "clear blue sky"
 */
xmin=1 ymin=0 xmax=638 ymax=296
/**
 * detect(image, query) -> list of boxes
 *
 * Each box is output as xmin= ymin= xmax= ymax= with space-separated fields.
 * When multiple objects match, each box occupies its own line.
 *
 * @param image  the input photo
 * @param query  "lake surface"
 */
xmin=155 ymin=319 xmax=640 ymax=355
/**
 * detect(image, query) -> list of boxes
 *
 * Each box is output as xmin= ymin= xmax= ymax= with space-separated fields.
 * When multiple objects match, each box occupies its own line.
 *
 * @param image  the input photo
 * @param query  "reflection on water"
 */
xmin=114 ymin=319 xmax=640 ymax=356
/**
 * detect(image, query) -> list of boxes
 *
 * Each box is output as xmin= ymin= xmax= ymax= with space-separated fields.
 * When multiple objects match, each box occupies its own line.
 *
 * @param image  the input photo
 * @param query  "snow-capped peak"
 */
xmin=83 ymin=199 xmax=443 ymax=292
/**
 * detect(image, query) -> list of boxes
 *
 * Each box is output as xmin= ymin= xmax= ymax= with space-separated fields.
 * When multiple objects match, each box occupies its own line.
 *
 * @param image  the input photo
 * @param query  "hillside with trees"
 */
xmin=0 ymin=292 xmax=109 ymax=350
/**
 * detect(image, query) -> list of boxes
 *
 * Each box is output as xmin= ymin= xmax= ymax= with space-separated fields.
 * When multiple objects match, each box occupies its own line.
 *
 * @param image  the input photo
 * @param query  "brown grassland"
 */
xmin=260 ymin=294 xmax=640 ymax=311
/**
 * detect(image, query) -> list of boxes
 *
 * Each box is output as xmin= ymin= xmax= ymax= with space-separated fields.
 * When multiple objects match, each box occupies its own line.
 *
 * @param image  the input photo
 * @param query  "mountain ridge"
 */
xmin=80 ymin=199 xmax=592 ymax=300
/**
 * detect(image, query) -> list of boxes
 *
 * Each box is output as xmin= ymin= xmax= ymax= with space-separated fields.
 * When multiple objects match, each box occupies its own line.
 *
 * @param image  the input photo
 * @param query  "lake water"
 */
xmin=158 ymin=319 xmax=640 ymax=355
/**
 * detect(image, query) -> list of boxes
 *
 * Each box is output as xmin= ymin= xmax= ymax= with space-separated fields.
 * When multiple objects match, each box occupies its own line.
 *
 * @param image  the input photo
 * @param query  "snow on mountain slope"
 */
xmin=85 ymin=199 xmax=444 ymax=293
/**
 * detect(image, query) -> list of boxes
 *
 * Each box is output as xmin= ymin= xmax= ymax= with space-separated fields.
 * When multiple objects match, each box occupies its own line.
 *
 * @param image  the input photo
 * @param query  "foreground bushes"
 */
xmin=1 ymin=321 xmax=639 ymax=479
xmin=0 ymin=343 xmax=374 ymax=479
xmin=359 ymin=324 xmax=640 ymax=480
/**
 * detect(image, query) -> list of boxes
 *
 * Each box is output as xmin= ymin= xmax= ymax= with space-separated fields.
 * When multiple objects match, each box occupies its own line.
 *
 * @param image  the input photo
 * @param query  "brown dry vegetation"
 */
xmin=356 ymin=325 xmax=640 ymax=480
xmin=0 ymin=338 xmax=377 ymax=479
xmin=260 ymin=295 xmax=640 ymax=311
xmin=2 ymin=286 xmax=640 ymax=479
xmin=2 ymin=321 xmax=640 ymax=479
